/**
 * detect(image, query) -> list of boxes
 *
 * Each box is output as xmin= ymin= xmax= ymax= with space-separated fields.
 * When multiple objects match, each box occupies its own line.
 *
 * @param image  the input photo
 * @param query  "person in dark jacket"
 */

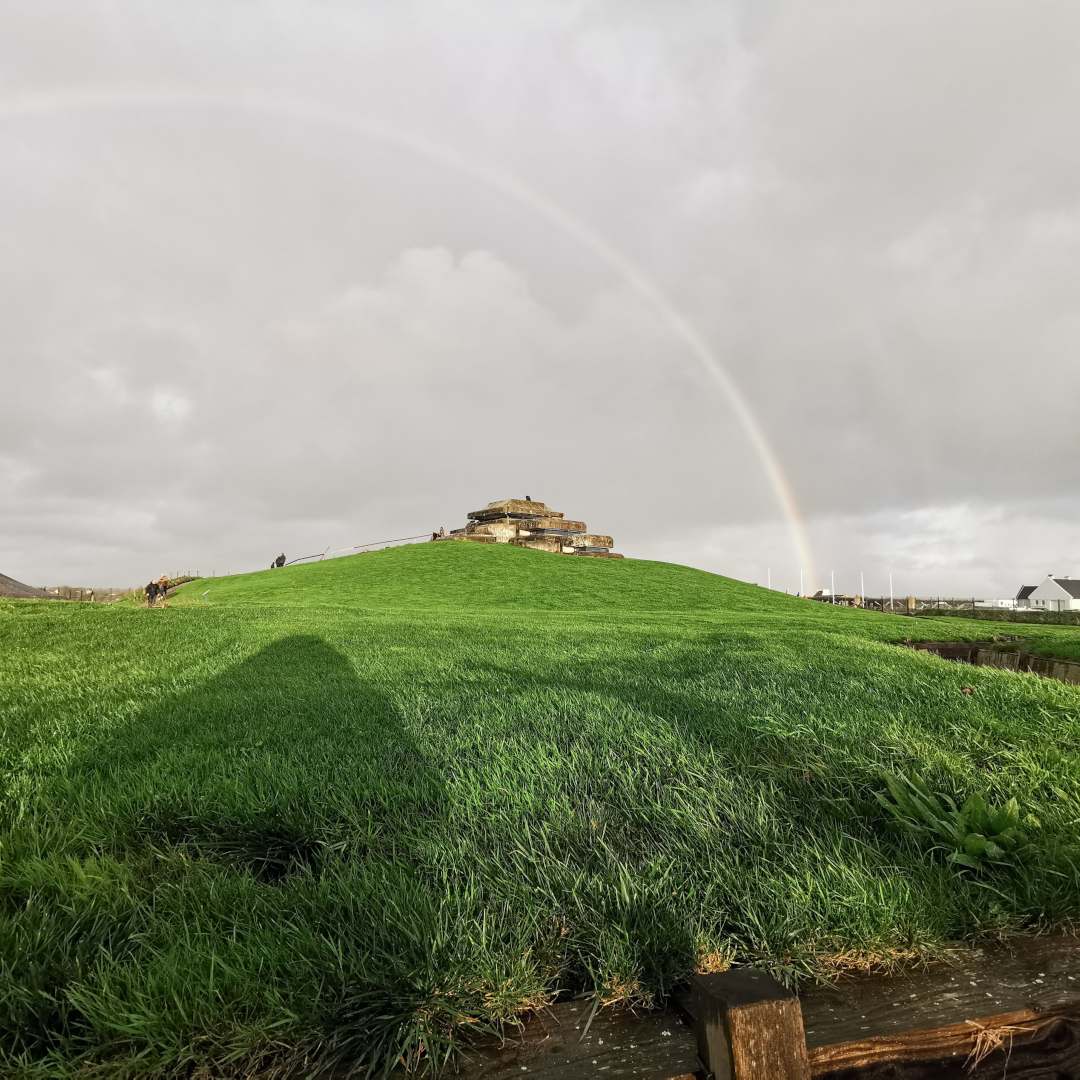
xmin=144 ymin=581 xmax=158 ymax=607
xmin=275 ymin=553 xmax=286 ymax=568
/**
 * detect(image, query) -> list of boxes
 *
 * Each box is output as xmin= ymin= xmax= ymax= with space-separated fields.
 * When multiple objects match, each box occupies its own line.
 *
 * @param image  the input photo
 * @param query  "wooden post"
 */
xmin=688 ymin=970 xmax=809 ymax=1080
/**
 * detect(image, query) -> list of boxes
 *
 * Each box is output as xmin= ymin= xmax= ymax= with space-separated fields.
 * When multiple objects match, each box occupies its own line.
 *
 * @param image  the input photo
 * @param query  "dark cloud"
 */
xmin=1 ymin=1 xmax=1076 ymax=594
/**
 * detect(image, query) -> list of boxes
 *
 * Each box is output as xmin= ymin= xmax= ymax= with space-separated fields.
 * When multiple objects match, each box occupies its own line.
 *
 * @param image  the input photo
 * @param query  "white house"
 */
xmin=1023 ymin=575 xmax=1080 ymax=611
xmin=1014 ymin=584 xmax=1036 ymax=608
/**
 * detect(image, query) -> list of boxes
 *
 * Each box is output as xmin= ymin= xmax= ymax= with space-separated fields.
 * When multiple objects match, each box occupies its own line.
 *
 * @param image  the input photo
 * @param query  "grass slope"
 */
xmin=172 ymin=539 xmax=808 ymax=613
xmin=3 ymin=542 xmax=1080 ymax=1077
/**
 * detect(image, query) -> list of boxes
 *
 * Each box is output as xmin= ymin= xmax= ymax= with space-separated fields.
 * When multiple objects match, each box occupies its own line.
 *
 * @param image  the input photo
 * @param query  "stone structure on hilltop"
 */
xmin=442 ymin=498 xmax=622 ymax=558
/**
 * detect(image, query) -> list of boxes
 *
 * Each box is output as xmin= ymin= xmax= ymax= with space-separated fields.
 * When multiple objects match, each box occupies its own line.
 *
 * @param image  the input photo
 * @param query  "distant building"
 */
xmin=1024 ymin=575 xmax=1080 ymax=611
xmin=441 ymin=498 xmax=622 ymax=558
xmin=811 ymin=589 xmax=859 ymax=606
xmin=1015 ymin=584 xmax=1036 ymax=608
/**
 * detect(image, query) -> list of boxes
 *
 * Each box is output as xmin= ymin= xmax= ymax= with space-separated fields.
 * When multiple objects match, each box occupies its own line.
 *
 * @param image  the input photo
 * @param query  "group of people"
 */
xmin=143 ymin=575 xmax=170 ymax=607
xmin=270 ymin=553 xmax=286 ymax=569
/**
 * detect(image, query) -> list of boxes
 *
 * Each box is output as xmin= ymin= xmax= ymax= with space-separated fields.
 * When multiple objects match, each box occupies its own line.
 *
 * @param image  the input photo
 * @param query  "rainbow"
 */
xmin=1 ymin=87 xmax=816 ymax=589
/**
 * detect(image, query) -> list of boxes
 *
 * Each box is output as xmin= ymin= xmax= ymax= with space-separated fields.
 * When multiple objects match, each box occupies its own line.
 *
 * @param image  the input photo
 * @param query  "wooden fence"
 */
xmin=44 ymin=573 xmax=200 ymax=603
xmin=462 ymin=935 xmax=1080 ymax=1078
xmin=811 ymin=595 xmax=1056 ymax=616
xmin=43 ymin=585 xmax=133 ymax=603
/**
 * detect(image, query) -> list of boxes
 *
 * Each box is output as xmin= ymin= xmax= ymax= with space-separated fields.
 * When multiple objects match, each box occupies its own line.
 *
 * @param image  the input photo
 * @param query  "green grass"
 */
xmin=3 ymin=541 xmax=1080 ymax=1077
xmin=170 ymin=538 xmax=808 ymax=613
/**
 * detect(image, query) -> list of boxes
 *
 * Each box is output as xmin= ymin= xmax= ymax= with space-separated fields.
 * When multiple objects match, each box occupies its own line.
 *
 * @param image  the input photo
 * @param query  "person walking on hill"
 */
xmin=144 ymin=580 xmax=158 ymax=607
xmin=275 ymin=553 xmax=286 ymax=568
xmin=156 ymin=575 xmax=170 ymax=607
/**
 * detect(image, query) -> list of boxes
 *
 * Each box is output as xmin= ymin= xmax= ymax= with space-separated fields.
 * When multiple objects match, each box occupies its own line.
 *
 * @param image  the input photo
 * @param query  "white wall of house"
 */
xmin=1029 ymin=576 xmax=1080 ymax=611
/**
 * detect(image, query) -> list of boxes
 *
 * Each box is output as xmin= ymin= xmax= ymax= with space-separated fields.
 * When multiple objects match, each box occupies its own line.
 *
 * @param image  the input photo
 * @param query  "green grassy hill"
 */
xmin=3 ymin=543 xmax=1080 ymax=1077
xmin=171 ymin=539 xmax=807 ymax=613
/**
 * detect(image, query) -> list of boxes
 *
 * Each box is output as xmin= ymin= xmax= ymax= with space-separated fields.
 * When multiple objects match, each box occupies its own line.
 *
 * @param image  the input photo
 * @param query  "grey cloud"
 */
xmin=1 ymin=1 xmax=1077 ymax=591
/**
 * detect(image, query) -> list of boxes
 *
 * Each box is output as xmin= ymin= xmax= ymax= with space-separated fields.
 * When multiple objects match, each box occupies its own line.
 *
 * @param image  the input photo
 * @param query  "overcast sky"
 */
xmin=3 ymin=1 xmax=1078 ymax=596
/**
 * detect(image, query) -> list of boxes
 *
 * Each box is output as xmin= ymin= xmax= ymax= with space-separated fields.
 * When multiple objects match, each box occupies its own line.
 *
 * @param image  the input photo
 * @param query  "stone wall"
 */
xmin=443 ymin=499 xmax=622 ymax=558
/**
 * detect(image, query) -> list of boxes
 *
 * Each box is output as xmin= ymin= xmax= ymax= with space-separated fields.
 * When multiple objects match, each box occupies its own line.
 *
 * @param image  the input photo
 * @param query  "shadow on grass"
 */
xmin=77 ymin=634 xmax=445 ymax=878
xmin=23 ymin=628 xmax=1046 ymax=1074
xmin=3 ymin=635 xmax=464 ymax=1071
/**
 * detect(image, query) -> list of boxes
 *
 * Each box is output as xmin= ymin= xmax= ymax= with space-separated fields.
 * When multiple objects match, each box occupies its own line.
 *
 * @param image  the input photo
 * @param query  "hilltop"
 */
xmin=4 ymin=543 xmax=1080 ymax=1076
xmin=171 ymin=539 xmax=803 ymax=614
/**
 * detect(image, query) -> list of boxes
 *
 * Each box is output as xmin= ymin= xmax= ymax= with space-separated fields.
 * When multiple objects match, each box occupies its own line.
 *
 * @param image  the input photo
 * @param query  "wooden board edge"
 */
xmin=807 ymin=1003 xmax=1080 ymax=1075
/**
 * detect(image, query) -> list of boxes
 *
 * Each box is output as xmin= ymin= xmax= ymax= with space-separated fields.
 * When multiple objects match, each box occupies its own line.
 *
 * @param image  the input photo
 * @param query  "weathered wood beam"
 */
xmin=688 ymin=970 xmax=810 ymax=1080
xmin=809 ymin=1004 xmax=1080 ymax=1077
xmin=800 ymin=934 xmax=1080 ymax=1077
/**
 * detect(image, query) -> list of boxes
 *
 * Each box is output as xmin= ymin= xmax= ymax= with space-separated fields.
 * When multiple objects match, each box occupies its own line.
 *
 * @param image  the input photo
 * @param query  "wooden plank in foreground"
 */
xmin=808 ymin=1004 xmax=1080 ymax=1077
xmin=453 ymin=998 xmax=700 ymax=1080
xmin=458 ymin=937 xmax=1080 ymax=1078
xmin=687 ymin=970 xmax=810 ymax=1080
xmin=800 ymin=935 xmax=1080 ymax=1078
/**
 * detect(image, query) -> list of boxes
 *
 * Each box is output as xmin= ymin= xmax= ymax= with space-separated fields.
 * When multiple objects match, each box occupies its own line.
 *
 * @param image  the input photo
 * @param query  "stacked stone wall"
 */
xmin=443 ymin=499 xmax=621 ymax=558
